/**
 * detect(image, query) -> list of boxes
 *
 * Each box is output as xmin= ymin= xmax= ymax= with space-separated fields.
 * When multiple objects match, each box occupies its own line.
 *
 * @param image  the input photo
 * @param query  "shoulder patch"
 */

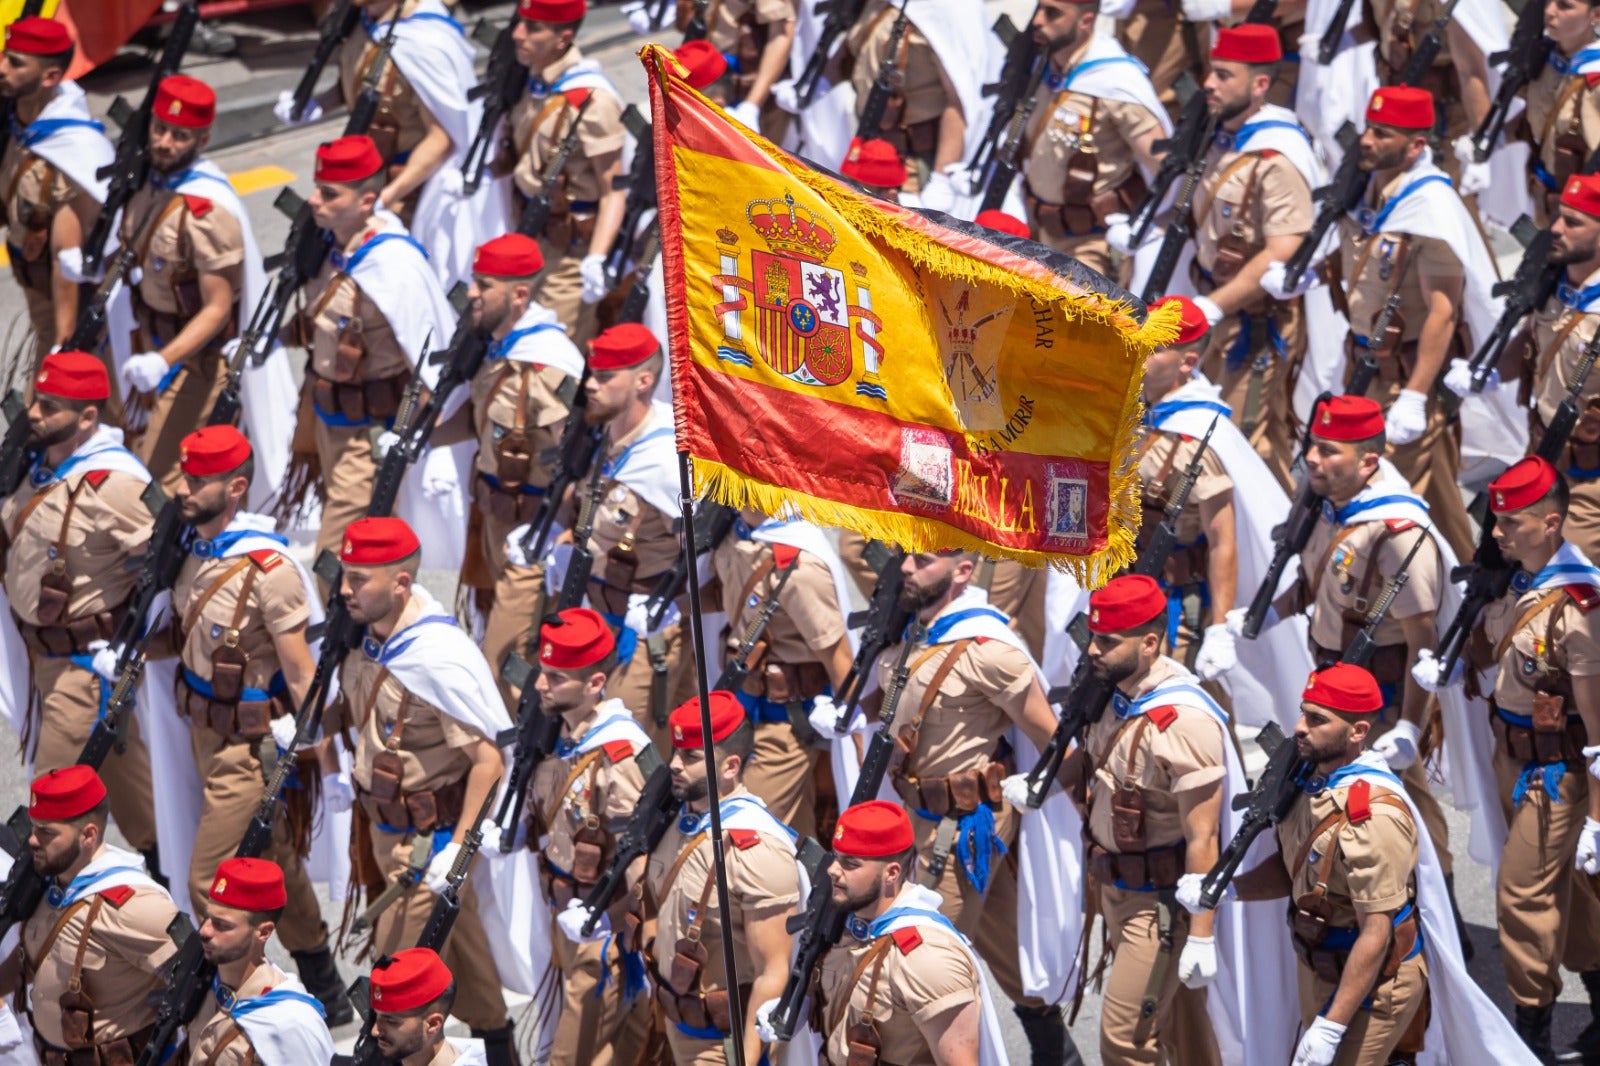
xmin=601 ymin=739 xmax=636 ymax=763
xmin=246 ymin=549 xmax=284 ymax=572
xmin=974 ymin=635 xmax=991 ymax=644
xmin=81 ymin=469 xmax=112 ymax=489
xmin=891 ymin=927 xmax=923 ymax=954
xmin=1587 ymin=72 xmax=1600 ymax=88
xmin=1259 ymin=148 xmax=1280 ymax=158
xmin=98 ymin=885 xmax=135 ymax=908
xmin=1564 ymin=584 xmax=1600 ymax=613
xmin=563 ymin=88 xmax=592 ymax=109
xmin=1383 ymin=518 xmax=1418 ymax=533
xmin=1345 ymin=778 xmax=1372 ymax=824
xmin=727 ymin=828 xmax=760 ymax=850
xmin=771 ymin=543 xmax=801 ymax=569
xmin=181 ymin=194 xmax=213 ymax=218
xmin=1146 ymin=704 xmax=1179 ymax=732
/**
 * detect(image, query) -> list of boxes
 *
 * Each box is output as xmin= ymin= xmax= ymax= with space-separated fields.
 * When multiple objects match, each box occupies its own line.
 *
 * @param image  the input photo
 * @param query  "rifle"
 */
xmin=604 ymin=107 xmax=655 ymax=288
xmin=832 ymin=543 xmax=910 ymax=724
xmin=616 ymin=223 xmax=661 ymax=324
xmin=517 ymin=95 xmax=596 ymax=240
xmin=1138 ymin=109 xmax=1218 ymax=303
xmin=854 ymin=0 xmax=912 ymax=142
xmin=557 ymin=434 xmax=611 ymax=610
xmin=713 ymin=552 xmax=802 ymax=692
xmin=1196 ymin=720 xmax=1307 ymax=907
xmin=81 ymin=0 xmax=201 ymax=274
xmin=682 ymin=0 xmax=711 ymax=41
xmin=519 ymin=370 xmax=601 ymax=564
xmin=1130 ymin=76 xmax=1209 ymax=247
xmin=0 ymin=390 xmax=36 ymax=498
xmin=1472 ymin=0 xmax=1548 ymax=161
xmin=1135 ymin=416 xmax=1219 ymax=573
xmin=492 ymin=655 xmax=564 ymax=845
xmin=462 ymin=17 xmax=529 ymax=196
xmin=1244 ymin=0 xmax=1279 ymax=22
xmin=795 ymin=0 xmax=867 ymax=108
xmin=0 ymin=0 xmax=43 ymax=161
xmin=979 ymin=53 xmax=1047 ymax=213
xmin=578 ymin=755 xmax=674 ymax=936
xmin=640 ymin=502 xmax=740 ymax=630
xmin=67 ymin=199 xmax=165 ymax=353
xmin=1465 ymin=219 xmax=1559 ymax=393
xmin=1395 ymin=0 xmax=1463 ymax=86
xmin=109 ymin=484 xmax=190 ymax=667
xmin=767 ymin=624 xmax=922 ymax=1042
xmin=1316 ymin=0 xmax=1360 ymax=63
xmin=1281 ymin=123 xmax=1366 ymax=292
xmin=289 ymin=0 xmax=360 ymax=123
xmin=1343 ymin=527 xmax=1431 ymax=669
xmin=969 ymin=13 xmax=1044 ymax=190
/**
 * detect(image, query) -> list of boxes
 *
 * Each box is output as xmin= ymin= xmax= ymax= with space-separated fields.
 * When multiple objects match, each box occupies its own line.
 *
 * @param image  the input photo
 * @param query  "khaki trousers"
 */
xmin=1097 ymin=884 xmax=1220 ymax=1066
xmin=743 ymin=719 xmax=819 ymax=841
xmin=608 ymin=621 xmax=696 ymax=754
xmin=186 ymin=722 xmax=328 ymax=952
xmin=130 ymin=351 xmax=227 ymax=495
xmin=313 ymin=420 xmax=376 ymax=577
xmin=1297 ymin=953 xmax=1428 ymax=1066
xmin=533 ymin=245 xmax=598 ymax=347
xmin=31 ymin=655 xmax=156 ymax=851
xmin=550 ymin=920 xmax=652 ymax=1066
xmin=1563 ymin=477 xmax=1600 ymax=568
xmin=476 ymin=499 xmax=549 ymax=709
xmin=1493 ymin=742 xmax=1600 ymax=1007
xmin=1199 ymin=303 xmax=1304 ymax=494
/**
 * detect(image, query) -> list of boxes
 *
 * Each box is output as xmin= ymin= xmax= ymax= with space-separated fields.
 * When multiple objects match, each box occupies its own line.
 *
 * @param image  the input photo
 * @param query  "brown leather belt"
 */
xmin=740 ymin=660 xmax=829 ymax=704
xmin=1491 ymin=699 xmax=1589 ymax=766
xmin=34 ymin=1023 xmax=155 ymax=1066
xmin=177 ymin=675 xmax=291 ymax=742
xmin=1085 ymin=839 xmax=1187 ymax=890
xmin=892 ymin=760 xmax=1009 ymax=819
xmin=16 ymin=604 xmax=128 ymax=658
xmin=358 ymin=777 xmax=467 ymax=834
xmin=309 ymin=369 xmax=409 ymax=425
xmin=473 ymin=471 xmax=547 ymax=528
xmin=1291 ymin=907 xmax=1420 ymax=985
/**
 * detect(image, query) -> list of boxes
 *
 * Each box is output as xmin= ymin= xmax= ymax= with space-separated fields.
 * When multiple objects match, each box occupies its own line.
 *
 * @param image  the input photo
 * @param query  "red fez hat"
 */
xmin=518 ymin=0 xmax=586 ymax=21
xmin=832 ymin=800 xmax=914 ymax=858
xmin=589 ymin=322 xmax=660 ymax=371
xmin=314 ymin=135 xmax=384 ymax=184
xmin=841 ymin=138 xmax=907 ymax=190
xmin=1211 ymin=23 xmax=1283 ymax=64
xmin=5 ymin=16 xmax=71 ymax=56
xmin=675 ymin=40 xmax=728 ymax=90
xmin=1302 ymin=663 xmax=1383 ymax=715
xmin=154 ymin=75 xmax=216 ymax=130
xmin=473 ymin=233 xmax=545 ymax=278
xmin=1562 ymin=174 xmax=1600 ymax=219
xmin=29 ymin=766 xmax=107 ymax=822
xmin=1311 ymin=395 xmax=1385 ymax=442
xmin=1151 ymin=295 xmax=1210 ymax=346
xmin=539 ymin=608 xmax=616 ymax=671
xmin=370 ymin=948 xmax=454 ymax=1014
xmin=1489 ymin=456 xmax=1560 ymax=514
xmin=1366 ymin=86 xmax=1434 ymax=131
xmin=209 ymin=857 xmax=288 ymax=912
xmin=35 ymin=350 xmax=109 ymax=402
xmin=1088 ymin=573 xmax=1168 ymax=634
xmin=974 ymin=210 xmax=1030 ymax=239
xmin=179 ymin=424 xmax=252 ymax=478
xmin=340 ymin=516 xmax=420 ymax=566
xmin=669 ymin=690 xmax=745 ymax=749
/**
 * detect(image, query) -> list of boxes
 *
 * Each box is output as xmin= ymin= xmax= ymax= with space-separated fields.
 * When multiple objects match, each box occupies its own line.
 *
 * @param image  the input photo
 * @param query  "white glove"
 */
xmin=556 ymin=898 xmax=611 ymax=942
xmin=423 ymin=842 xmax=463 ymax=895
xmin=1578 ymin=817 xmax=1600 ymax=875
xmin=807 ymin=695 xmax=861 ymax=740
xmin=1001 ymin=773 xmax=1035 ymax=811
xmin=1181 ymin=0 xmax=1233 ymax=20
xmin=374 ymin=430 xmax=402 ymax=460
xmin=269 ymin=715 xmax=300 ymax=752
xmin=1225 ymin=604 xmax=1275 ymax=638
xmin=727 ymin=99 xmax=762 ymax=129
xmin=435 ymin=167 xmax=466 ymax=198
xmin=1192 ymin=295 xmax=1226 ymax=328
xmin=918 ymin=170 xmax=956 ymax=212
xmin=771 ymin=79 xmax=800 ymax=115
xmin=1451 ymin=135 xmax=1491 ymax=196
xmin=1452 ymin=133 xmax=1482 ymax=168
xmin=1104 ymin=212 xmax=1135 ymax=255
xmin=1384 ymin=389 xmax=1428 ymax=446
xmin=1175 ymin=871 xmax=1230 ymax=914
xmin=1292 ymin=1017 xmax=1348 ymax=1066
xmin=420 ymin=438 xmax=457 ymax=499
xmin=1373 ymin=719 xmax=1422 ymax=771
xmin=56 ymin=247 xmax=104 ymax=285
xmin=1178 ymin=935 xmax=1218 ymax=989
xmin=274 ymin=89 xmax=322 ymax=126
xmin=579 ymin=253 xmax=609 ymax=304
xmin=755 ymin=998 xmax=784 ymax=1044
xmin=1194 ymin=623 xmax=1237 ymax=681
xmin=478 ymin=820 xmax=505 ymax=858
xmin=504 ymin=524 xmax=539 ymax=569
xmin=1408 ymin=648 xmax=1463 ymax=693
xmin=1584 ymin=744 xmax=1600 ymax=783
xmin=86 ymin=640 xmax=121 ymax=682
xmin=121 ymin=352 xmax=170 ymax=394
xmin=322 ymin=772 xmax=355 ymax=814
xmin=1442 ymin=357 xmax=1496 ymax=397
xmin=624 ymin=598 xmax=651 ymax=636
xmin=1261 ymin=260 xmax=1314 ymax=301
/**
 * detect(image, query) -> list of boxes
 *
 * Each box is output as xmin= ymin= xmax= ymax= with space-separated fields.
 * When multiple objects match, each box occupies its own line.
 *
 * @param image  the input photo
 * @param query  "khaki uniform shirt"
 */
xmin=1276 ymin=779 xmax=1418 ymax=926
xmin=706 ymin=0 xmax=795 ymax=51
xmin=0 ymin=113 xmax=84 ymax=269
xmin=118 ymin=179 xmax=245 ymax=320
xmin=1299 ymin=501 xmax=1443 ymax=651
xmin=1526 ymin=269 xmax=1600 ymax=430
xmin=872 ymin=629 xmax=1034 ymax=783
xmin=846 ymin=0 xmax=951 ymax=129
xmin=172 ymin=545 xmax=308 ymax=693
xmin=646 ymin=786 xmax=801 ymax=994
xmin=1137 ymin=427 xmax=1231 ymax=548
xmin=2 ymin=467 xmax=152 ymax=624
xmin=343 ymin=595 xmax=486 ymax=795
xmin=338 ymin=0 xmax=429 ymax=162
xmin=1022 ymin=42 xmax=1162 ymax=210
xmin=470 ymin=358 xmax=572 ymax=485
xmin=20 ymin=874 xmax=178 ymax=1048
xmin=1525 ymin=62 xmax=1600 ymax=187
xmin=1482 ymin=573 xmax=1600 ymax=714
xmin=1083 ymin=657 xmax=1227 ymax=851
xmin=1372 ymin=0 xmax=1457 ymax=78
xmin=510 ymin=50 xmax=626 ymax=207
xmin=713 ymin=537 xmax=846 ymax=666
xmin=529 ymin=705 xmax=648 ymax=882
xmin=1194 ymin=132 xmax=1313 ymax=278
xmin=817 ymin=898 xmax=981 ymax=1066
xmin=185 ymin=960 xmax=287 ymax=1065
xmin=577 ymin=421 xmax=680 ymax=588
xmin=301 ymin=214 xmax=413 ymax=383
xmin=1337 ymin=171 xmax=1464 ymax=343
xmin=427 ymin=1041 xmax=463 ymax=1065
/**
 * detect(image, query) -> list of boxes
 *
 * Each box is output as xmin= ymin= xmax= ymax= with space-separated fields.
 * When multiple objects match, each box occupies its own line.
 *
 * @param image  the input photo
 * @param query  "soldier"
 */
xmin=366 ymin=948 xmax=491 ymax=1065
xmin=333 ymin=516 xmax=519 ymax=1064
xmin=647 ymin=692 xmax=802 ymax=1065
xmin=568 ymin=323 xmax=691 ymax=747
xmin=532 ymin=608 xmax=655 ymax=1066
xmin=1413 ymin=457 xmax=1600 ymax=1062
xmin=186 ymin=857 xmax=337 ymax=1064
xmin=1187 ymin=25 xmax=1317 ymax=493
xmin=0 ymin=767 xmax=177 ymax=1064
xmin=1105 ymin=0 xmax=1213 ymax=122
xmin=679 ymin=0 xmax=795 ymax=137
xmin=1330 ymin=86 xmax=1484 ymax=560
xmin=0 ymin=16 xmax=109 ymax=360
xmin=674 ymin=39 xmax=735 ymax=107
xmin=507 ymin=0 xmax=629 ymax=341
xmin=1022 ymin=0 xmax=1168 ymax=279
xmin=714 ymin=508 xmax=853 ymax=839
xmin=441 ymin=233 xmax=582 ymax=702
xmin=1510 ymin=0 xmax=1600 ymax=219
xmin=160 ymin=424 xmax=350 ymax=1024
xmin=1 ymin=352 xmax=158 ymax=876
xmin=759 ymin=800 xmax=1004 ymax=1065
xmin=840 ymin=137 xmax=908 ymax=202
xmin=114 ymin=76 xmax=250 ymax=492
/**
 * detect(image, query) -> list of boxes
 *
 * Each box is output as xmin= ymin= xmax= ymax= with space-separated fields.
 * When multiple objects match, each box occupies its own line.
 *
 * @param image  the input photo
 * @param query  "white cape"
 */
xmin=228 ymin=973 xmax=336 ymax=1066
xmin=17 ymin=82 xmax=111 ymax=202
xmin=606 ymin=399 xmax=680 ymax=517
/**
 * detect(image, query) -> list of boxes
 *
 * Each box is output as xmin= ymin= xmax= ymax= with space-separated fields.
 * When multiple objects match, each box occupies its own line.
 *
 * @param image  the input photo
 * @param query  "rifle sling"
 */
xmin=1534 ymin=312 xmax=1588 ymax=385
xmin=181 ymin=558 xmax=254 ymax=637
xmin=895 ymin=639 xmax=974 ymax=782
xmin=544 ymin=747 xmax=607 ymax=831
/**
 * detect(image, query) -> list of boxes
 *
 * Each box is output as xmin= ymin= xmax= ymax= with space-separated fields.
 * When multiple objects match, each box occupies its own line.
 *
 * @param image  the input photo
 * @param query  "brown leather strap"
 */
xmin=3 ymin=154 xmax=47 ymax=207
xmin=860 ymin=936 xmax=893 ymax=1015
xmin=22 ymin=898 xmax=93 ymax=983
xmin=1118 ymin=714 xmax=1155 ymax=790
xmin=1196 ymin=152 xmax=1264 ymax=229
xmin=827 ymin=935 xmax=895 ymax=1037
xmin=1306 ymin=523 xmax=1366 ymax=606
xmin=1352 ymin=526 xmax=1411 ymax=613
xmin=1534 ymin=312 xmax=1588 ymax=384
xmin=1291 ymin=793 xmax=1412 ymax=880
xmin=545 ymin=748 xmax=607 ymax=828
xmin=516 ymin=96 xmax=578 ymax=165
xmin=1540 ymin=76 xmax=1590 ymax=149
xmin=64 ymin=895 xmax=105 ymax=995
xmin=684 ymin=857 xmax=720 ymax=941
xmin=8 ymin=478 xmax=63 ymax=546
xmin=49 ymin=477 xmax=92 ymax=576
xmin=1493 ymin=588 xmax=1569 ymax=667
xmin=182 ymin=558 xmax=253 ymax=636
xmin=660 ymin=830 xmax=710 ymax=901
xmin=363 ymin=666 xmax=414 ymax=752
xmin=734 ymin=555 xmax=779 ymax=628
xmin=898 ymin=639 xmax=974 ymax=777
xmin=202 ymin=1022 xmax=252 ymax=1066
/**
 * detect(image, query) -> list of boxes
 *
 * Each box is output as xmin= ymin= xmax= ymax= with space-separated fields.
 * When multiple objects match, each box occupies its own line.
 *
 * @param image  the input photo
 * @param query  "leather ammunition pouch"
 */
xmin=1290 ymin=901 xmax=1420 ymax=986
xmin=309 ymin=368 xmax=409 ymax=425
xmin=359 ymin=772 xmax=467 ymax=834
xmin=741 ymin=660 xmax=829 ymax=705
xmin=892 ymin=760 xmax=1009 ymax=819
xmin=1492 ymin=698 xmax=1588 ymax=766
xmin=875 ymin=107 xmax=939 ymax=163
xmin=473 ymin=471 xmax=545 ymax=529
xmin=1085 ymin=838 xmax=1188 ymax=891
xmin=1025 ymin=170 xmax=1147 ymax=241
xmin=177 ymin=673 xmax=290 ymax=742
xmin=9 ymin=190 xmax=53 ymax=293
xmin=16 ymin=604 xmax=128 ymax=658
xmin=542 ymin=199 xmax=599 ymax=253
xmin=34 ymin=1025 xmax=155 ymax=1066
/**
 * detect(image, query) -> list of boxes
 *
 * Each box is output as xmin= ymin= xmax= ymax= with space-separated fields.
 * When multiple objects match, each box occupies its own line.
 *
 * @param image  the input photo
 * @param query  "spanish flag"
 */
xmin=646 ymin=46 xmax=1172 ymax=579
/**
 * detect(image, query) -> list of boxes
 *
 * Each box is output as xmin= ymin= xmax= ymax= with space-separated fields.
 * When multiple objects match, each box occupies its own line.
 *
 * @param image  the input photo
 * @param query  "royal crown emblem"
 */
xmin=215 ymin=877 xmax=227 ymax=894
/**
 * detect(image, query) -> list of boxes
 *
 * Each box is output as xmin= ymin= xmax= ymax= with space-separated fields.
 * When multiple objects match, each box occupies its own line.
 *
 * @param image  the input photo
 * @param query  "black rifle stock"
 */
xmin=1468 ymin=221 xmax=1558 ymax=392
xmin=517 ymin=95 xmax=595 ymax=239
xmin=1396 ymin=0 xmax=1462 ymax=86
xmin=1342 ymin=527 xmax=1431 ymax=669
xmin=970 ymin=12 xmax=1042 ymax=193
xmin=1197 ymin=721 xmax=1307 ymax=907
xmin=462 ymin=17 xmax=529 ymax=195
xmin=558 ymin=436 xmax=611 ymax=610
xmin=1138 ymin=110 xmax=1218 ymax=305
xmin=520 ymin=368 xmax=600 ymax=563
xmin=641 ymin=502 xmax=740 ymax=630
xmin=1131 ymin=80 xmax=1208 ymax=245
xmin=290 ymin=0 xmax=360 ymax=122
xmin=1473 ymin=0 xmax=1548 ymax=160
xmin=713 ymin=553 xmax=802 ymax=692
xmin=979 ymin=55 xmax=1047 ymax=213
xmin=1282 ymin=123 xmax=1365 ymax=291
xmin=493 ymin=655 xmax=564 ymax=846
xmin=605 ymin=107 xmax=655 ymax=287
xmin=832 ymin=546 xmax=910 ymax=724
xmin=578 ymin=757 xmax=674 ymax=936
xmin=0 ymin=390 xmax=36 ymax=497
xmin=854 ymin=0 xmax=911 ymax=141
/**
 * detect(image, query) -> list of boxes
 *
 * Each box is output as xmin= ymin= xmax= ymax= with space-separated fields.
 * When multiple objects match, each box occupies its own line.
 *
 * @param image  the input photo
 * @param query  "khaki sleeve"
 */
xmin=1189 ymin=449 xmax=1232 ymax=507
xmin=1155 ymin=710 xmax=1227 ymax=794
xmin=1381 ymin=527 xmax=1443 ymax=622
xmin=434 ymin=705 xmax=490 ymax=750
xmin=1100 ymin=98 xmax=1164 ymax=155
xmin=898 ymin=937 xmax=983 ymax=1025
xmin=728 ymin=838 xmax=801 ymax=916
xmin=753 ymin=0 xmax=797 ymax=22
xmin=186 ymin=203 xmax=246 ymax=273
xmin=778 ymin=554 xmax=848 ymax=654
xmin=1338 ymin=802 xmax=1417 ymax=916
xmin=965 ymin=641 xmax=1036 ymax=719
xmin=1414 ymin=233 xmax=1464 ymax=281
xmin=603 ymin=754 xmax=648 ymax=820
xmin=256 ymin=559 xmax=311 ymax=636
xmin=95 ymin=474 xmax=157 ymax=555
xmin=1563 ymin=607 xmax=1600 ymax=678
xmin=531 ymin=366 xmax=576 ymax=429
xmin=1257 ymin=155 xmax=1314 ymax=238
xmin=579 ymin=91 xmax=627 ymax=159
xmin=103 ymin=891 xmax=181 ymax=975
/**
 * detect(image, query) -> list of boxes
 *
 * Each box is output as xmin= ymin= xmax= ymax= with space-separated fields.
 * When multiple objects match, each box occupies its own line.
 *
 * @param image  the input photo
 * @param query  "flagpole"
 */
xmin=677 ymin=450 xmax=746 ymax=1066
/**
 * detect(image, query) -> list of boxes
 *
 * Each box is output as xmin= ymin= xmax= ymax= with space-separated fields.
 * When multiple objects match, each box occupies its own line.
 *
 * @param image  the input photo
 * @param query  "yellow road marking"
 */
xmin=228 ymin=165 xmax=296 ymax=197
